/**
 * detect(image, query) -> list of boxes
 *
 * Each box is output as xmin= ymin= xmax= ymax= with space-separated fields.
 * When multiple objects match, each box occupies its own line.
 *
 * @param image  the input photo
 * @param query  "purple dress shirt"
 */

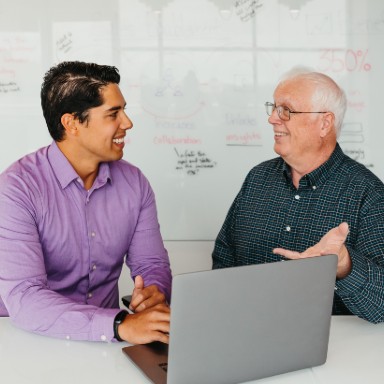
xmin=0 ymin=141 xmax=172 ymax=341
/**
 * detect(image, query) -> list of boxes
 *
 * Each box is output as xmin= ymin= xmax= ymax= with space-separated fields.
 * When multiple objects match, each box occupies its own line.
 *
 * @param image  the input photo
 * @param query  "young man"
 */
xmin=0 ymin=61 xmax=171 ymax=343
xmin=213 ymin=67 xmax=384 ymax=323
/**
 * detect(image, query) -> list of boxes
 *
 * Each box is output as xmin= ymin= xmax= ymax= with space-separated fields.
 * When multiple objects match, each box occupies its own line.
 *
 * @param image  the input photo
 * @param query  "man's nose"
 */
xmin=121 ymin=111 xmax=133 ymax=130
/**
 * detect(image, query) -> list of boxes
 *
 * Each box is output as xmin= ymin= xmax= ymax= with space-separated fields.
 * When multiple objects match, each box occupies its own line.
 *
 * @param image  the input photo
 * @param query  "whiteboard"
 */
xmin=0 ymin=0 xmax=383 ymax=240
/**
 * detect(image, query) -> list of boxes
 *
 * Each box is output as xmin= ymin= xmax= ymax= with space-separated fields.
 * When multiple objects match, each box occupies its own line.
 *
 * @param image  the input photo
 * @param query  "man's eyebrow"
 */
xmin=276 ymin=102 xmax=294 ymax=110
xmin=104 ymin=103 xmax=127 ymax=113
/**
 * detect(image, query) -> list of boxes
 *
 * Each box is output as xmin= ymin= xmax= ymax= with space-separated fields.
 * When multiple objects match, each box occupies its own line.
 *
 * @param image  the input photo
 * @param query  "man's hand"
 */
xmin=273 ymin=222 xmax=352 ymax=279
xmin=118 ymin=303 xmax=170 ymax=344
xmin=129 ymin=275 xmax=167 ymax=313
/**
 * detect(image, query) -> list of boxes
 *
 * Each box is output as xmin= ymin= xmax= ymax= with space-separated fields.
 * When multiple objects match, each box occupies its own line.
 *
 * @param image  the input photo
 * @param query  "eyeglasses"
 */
xmin=265 ymin=102 xmax=328 ymax=121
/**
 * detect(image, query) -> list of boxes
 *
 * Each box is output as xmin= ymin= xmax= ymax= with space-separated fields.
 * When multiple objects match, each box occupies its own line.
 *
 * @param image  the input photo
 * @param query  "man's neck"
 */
xmin=288 ymin=144 xmax=336 ymax=189
xmin=56 ymin=141 xmax=99 ymax=190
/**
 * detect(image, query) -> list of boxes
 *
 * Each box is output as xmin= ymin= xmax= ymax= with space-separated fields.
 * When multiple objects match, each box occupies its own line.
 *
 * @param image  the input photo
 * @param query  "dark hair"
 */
xmin=40 ymin=61 xmax=120 ymax=141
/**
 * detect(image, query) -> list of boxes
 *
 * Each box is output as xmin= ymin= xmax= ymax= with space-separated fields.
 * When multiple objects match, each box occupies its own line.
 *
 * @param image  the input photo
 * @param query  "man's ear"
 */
xmin=320 ymin=112 xmax=335 ymax=138
xmin=61 ymin=113 xmax=78 ymax=136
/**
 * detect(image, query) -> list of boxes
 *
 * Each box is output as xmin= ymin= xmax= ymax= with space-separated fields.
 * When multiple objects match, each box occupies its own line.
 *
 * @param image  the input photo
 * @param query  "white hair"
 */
xmin=279 ymin=66 xmax=347 ymax=137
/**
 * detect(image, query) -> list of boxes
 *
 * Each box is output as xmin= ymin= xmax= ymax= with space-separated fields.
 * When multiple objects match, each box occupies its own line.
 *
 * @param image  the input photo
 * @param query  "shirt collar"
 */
xmin=282 ymin=143 xmax=344 ymax=188
xmin=47 ymin=141 xmax=112 ymax=189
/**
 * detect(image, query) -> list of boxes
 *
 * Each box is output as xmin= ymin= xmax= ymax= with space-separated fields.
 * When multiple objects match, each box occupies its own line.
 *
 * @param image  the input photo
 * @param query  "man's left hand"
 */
xmin=273 ymin=222 xmax=352 ymax=279
xmin=129 ymin=275 xmax=167 ymax=313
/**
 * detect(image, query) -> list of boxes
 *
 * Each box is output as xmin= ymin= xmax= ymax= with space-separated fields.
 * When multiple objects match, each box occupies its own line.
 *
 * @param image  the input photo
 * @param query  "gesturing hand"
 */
xmin=273 ymin=222 xmax=351 ymax=278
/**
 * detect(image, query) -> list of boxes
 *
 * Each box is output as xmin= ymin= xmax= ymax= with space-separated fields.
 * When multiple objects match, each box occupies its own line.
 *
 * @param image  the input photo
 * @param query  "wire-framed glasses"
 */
xmin=265 ymin=102 xmax=328 ymax=121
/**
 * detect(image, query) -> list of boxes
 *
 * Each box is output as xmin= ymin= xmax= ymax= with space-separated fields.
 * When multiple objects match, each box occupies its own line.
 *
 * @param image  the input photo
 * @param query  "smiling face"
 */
xmin=58 ymin=82 xmax=133 ymax=188
xmin=268 ymin=78 xmax=330 ymax=172
xmin=74 ymin=83 xmax=133 ymax=165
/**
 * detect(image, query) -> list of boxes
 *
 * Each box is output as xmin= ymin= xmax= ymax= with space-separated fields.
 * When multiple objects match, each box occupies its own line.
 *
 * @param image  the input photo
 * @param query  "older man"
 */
xmin=213 ymin=67 xmax=384 ymax=323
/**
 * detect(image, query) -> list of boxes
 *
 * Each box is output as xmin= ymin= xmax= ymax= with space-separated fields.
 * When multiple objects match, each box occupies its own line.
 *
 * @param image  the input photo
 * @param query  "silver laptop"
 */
xmin=123 ymin=255 xmax=337 ymax=384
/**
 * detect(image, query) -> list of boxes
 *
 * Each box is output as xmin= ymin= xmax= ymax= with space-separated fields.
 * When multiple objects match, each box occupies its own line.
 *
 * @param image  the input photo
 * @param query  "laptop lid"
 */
xmin=123 ymin=254 xmax=337 ymax=384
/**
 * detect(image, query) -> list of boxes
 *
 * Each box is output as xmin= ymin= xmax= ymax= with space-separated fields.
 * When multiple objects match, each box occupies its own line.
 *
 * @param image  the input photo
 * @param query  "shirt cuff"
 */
xmin=335 ymin=248 xmax=368 ymax=296
xmin=90 ymin=307 xmax=121 ymax=342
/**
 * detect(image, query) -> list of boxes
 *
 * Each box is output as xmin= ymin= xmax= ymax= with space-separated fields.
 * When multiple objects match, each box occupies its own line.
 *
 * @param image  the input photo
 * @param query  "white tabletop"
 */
xmin=0 ymin=316 xmax=383 ymax=384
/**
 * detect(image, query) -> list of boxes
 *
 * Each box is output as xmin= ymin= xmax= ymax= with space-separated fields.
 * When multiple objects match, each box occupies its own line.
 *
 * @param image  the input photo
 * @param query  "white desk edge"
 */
xmin=0 ymin=316 xmax=383 ymax=384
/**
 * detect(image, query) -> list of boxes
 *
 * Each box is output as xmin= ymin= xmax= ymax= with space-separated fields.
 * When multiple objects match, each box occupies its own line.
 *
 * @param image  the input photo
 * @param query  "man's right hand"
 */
xmin=117 ymin=303 xmax=170 ymax=345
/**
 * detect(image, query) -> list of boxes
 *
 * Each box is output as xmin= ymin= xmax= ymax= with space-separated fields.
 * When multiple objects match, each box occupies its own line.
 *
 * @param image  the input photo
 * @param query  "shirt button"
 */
xmin=100 ymin=335 xmax=107 ymax=342
xmin=88 ymin=292 xmax=93 ymax=298
xmin=91 ymin=231 xmax=96 ymax=238
xmin=294 ymin=195 xmax=300 ymax=200
xmin=92 ymin=264 xmax=97 ymax=271
xmin=312 ymin=185 xmax=317 ymax=190
xmin=286 ymin=226 xmax=291 ymax=232
xmin=334 ymin=286 xmax=338 ymax=291
xmin=66 ymin=335 xmax=71 ymax=340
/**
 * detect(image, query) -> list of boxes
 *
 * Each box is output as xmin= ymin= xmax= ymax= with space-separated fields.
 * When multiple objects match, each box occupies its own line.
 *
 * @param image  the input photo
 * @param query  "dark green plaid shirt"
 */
xmin=213 ymin=144 xmax=384 ymax=323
